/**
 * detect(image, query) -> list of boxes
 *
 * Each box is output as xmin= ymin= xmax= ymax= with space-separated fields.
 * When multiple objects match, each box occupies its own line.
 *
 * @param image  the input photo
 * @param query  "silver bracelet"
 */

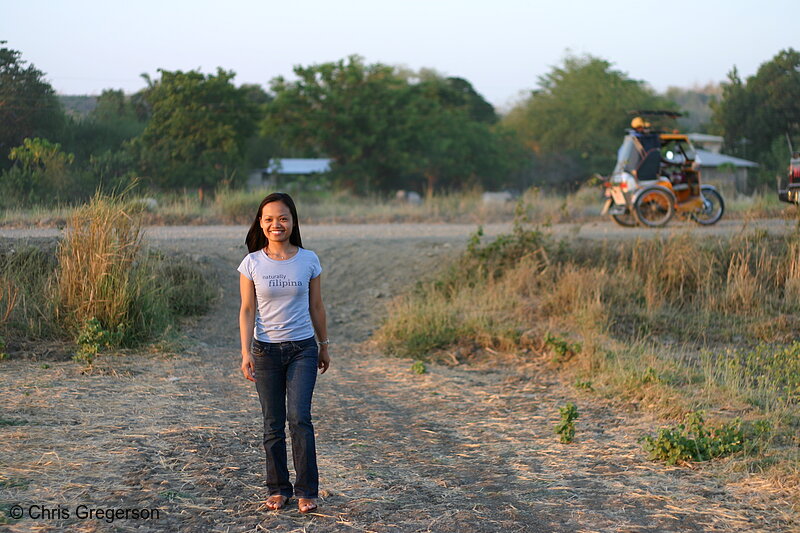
xmin=317 ymin=338 xmax=330 ymax=345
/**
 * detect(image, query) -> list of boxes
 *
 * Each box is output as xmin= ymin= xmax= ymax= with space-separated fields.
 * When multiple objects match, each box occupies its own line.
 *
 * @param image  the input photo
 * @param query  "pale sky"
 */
xmin=2 ymin=0 xmax=797 ymax=109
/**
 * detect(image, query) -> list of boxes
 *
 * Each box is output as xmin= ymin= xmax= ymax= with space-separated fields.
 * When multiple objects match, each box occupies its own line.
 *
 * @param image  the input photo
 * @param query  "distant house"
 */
xmin=687 ymin=133 xmax=724 ymax=154
xmin=688 ymin=133 xmax=758 ymax=192
xmin=247 ymin=158 xmax=332 ymax=190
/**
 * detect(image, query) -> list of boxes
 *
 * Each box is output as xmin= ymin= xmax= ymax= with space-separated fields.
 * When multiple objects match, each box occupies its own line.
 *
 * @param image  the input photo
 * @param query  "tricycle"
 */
xmin=601 ymin=112 xmax=724 ymax=227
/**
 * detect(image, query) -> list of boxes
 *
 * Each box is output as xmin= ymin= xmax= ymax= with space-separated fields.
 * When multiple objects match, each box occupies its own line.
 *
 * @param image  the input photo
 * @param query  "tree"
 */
xmin=503 ymin=54 xmax=674 ymax=190
xmin=1 ymin=137 xmax=76 ymax=204
xmin=401 ymin=81 xmax=507 ymax=195
xmin=63 ymin=89 xmax=146 ymax=163
xmin=413 ymin=75 xmax=497 ymax=124
xmin=136 ymin=68 xmax=258 ymax=189
xmin=265 ymin=56 xmax=408 ymax=192
xmin=713 ymin=49 xmax=800 ymax=185
xmin=0 ymin=43 xmax=65 ymax=169
xmin=264 ymin=56 xmax=514 ymax=194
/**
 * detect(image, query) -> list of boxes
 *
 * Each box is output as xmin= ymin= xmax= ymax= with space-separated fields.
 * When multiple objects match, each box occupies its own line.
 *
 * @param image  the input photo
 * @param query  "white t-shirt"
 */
xmin=238 ymin=247 xmax=322 ymax=342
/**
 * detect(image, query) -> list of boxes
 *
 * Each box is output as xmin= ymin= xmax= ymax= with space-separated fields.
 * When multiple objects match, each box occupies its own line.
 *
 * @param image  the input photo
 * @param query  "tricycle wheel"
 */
xmin=634 ymin=187 xmax=674 ymax=227
xmin=691 ymin=186 xmax=725 ymax=225
xmin=611 ymin=212 xmax=637 ymax=227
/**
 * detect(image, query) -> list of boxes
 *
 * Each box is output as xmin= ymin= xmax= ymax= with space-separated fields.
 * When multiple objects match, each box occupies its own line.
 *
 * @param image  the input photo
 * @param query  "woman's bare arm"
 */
xmin=239 ymin=273 xmax=257 ymax=382
xmin=309 ymin=275 xmax=330 ymax=374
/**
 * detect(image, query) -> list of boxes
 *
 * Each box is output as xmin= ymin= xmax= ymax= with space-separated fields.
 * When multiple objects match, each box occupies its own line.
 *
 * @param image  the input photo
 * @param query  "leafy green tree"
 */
xmin=401 ymin=81 xmax=508 ymax=195
xmin=264 ymin=56 xmax=514 ymax=194
xmin=265 ymin=56 xmax=409 ymax=192
xmin=237 ymin=84 xmax=282 ymax=170
xmin=0 ymin=43 xmax=65 ymax=169
xmin=136 ymin=68 xmax=258 ymax=189
xmin=503 ymin=54 xmax=674 ymax=190
xmin=414 ymin=75 xmax=497 ymax=124
xmin=713 ymin=48 xmax=800 ymax=185
xmin=1 ymin=137 xmax=77 ymax=204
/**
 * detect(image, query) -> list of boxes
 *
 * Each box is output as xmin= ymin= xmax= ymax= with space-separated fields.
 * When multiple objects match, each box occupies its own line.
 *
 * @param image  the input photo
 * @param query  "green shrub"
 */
xmin=640 ymin=411 xmax=744 ymax=465
xmin=545 ymin=333 xmax=582 ymax=362
xmin=555 ymin=402 xmax=579 ymax=443
xmin=74 ymin=316 xmax=122 ymax=365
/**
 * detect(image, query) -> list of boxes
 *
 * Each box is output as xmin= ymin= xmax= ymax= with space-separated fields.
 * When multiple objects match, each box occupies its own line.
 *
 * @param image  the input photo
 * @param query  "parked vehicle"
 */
xmin=777 ymin=135 xmax=800 ymax=205
xmin=601 ymin=113 xmax=724 ymax=227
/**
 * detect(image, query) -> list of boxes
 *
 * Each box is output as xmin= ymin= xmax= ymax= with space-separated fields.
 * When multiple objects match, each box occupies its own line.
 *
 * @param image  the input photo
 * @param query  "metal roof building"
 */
xmin=695 ymin=149 xmax=758 ymax=168
xmin=247 ymin=158 xmax=332 ymax=190
xmin=266 ymin=158 xmax=332 ymax=174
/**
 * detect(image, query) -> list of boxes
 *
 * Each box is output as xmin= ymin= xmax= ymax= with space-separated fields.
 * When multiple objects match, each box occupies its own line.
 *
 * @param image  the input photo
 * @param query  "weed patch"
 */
xmin=640 ymin=411 xmax=744 ymax=465
xmin=555 ymin=402 xmax=579 ymax=444
xmin=74 ymin=316 xmax=123 ymax=365
xmin=545 ymin=333 xmax=582 ymax=363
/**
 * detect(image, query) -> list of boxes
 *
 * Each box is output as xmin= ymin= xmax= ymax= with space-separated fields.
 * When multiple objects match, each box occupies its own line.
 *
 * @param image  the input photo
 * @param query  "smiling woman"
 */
xmin=237 ymin=192 xmax=330 ymax=514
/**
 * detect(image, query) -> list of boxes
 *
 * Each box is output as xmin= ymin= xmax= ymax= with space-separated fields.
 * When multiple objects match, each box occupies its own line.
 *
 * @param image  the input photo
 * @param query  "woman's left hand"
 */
xmin=318 ymin=345 xmax=330 ymax=374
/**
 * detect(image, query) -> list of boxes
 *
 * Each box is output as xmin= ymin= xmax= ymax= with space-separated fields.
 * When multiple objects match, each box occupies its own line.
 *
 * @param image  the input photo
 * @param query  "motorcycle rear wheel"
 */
xmin=611 ymin=212 xmax=637 ymax=227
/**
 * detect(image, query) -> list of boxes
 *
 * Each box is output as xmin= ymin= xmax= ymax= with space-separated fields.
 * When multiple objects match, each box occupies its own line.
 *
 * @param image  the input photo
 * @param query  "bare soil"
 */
xmin=1 ymin=221 xmax=798 ymax=532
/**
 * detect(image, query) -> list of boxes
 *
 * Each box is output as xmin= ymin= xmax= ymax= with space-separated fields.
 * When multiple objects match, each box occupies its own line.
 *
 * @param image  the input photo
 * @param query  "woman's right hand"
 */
xmin=241 ymin=354 xmax=256 ymax=382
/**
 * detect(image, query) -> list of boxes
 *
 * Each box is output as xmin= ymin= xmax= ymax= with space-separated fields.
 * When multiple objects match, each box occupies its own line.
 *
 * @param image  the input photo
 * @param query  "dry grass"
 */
xmin=57 ymin=193 xmax=144 ymax=330
xmin=3 ymin=186 xmax=796 ymax=228
xmin=210 ymin=187 xmax=595 ymax=225
xmin=377 ymin=227 xmax=800 ymax=356
xmin=0 ymin=245 xmax=59 ymax=345
xmin=376 ymin=220 xmax=800 ymax=512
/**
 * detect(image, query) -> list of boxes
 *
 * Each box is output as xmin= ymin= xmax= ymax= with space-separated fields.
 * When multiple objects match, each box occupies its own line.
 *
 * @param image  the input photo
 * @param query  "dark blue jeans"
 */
xmin=252 ymin=337 xmax=319 ymax=499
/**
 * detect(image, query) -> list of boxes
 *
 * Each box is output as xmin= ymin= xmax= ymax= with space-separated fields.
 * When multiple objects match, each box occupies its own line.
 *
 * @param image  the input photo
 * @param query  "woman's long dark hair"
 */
xmin=245 ymin=192 xmax=303 ymax=253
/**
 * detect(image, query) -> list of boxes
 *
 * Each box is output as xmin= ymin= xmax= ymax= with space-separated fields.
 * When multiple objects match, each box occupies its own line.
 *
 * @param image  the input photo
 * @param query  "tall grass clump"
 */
xmin=55 ymin=192 xmax=170 ymax=346
xmin=157 ymin=257 xmax=217 ymax=317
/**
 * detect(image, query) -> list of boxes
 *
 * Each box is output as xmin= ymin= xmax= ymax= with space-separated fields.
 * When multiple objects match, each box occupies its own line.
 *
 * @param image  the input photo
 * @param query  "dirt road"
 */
xmin=1 ymin=220 xmax=796 ymax=532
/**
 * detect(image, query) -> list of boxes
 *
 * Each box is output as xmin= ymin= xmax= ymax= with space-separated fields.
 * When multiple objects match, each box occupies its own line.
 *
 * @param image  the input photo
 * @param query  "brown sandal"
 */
xmin=265 ymin=495 xmax=289 ymax=511
xmin=298 ymin=498 xmax=317 ymax=513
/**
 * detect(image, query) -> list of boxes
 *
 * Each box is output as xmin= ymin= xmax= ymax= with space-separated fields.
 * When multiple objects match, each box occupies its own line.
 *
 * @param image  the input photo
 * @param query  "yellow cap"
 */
xmin=631 ymin=117 xmax=645 ymax=129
